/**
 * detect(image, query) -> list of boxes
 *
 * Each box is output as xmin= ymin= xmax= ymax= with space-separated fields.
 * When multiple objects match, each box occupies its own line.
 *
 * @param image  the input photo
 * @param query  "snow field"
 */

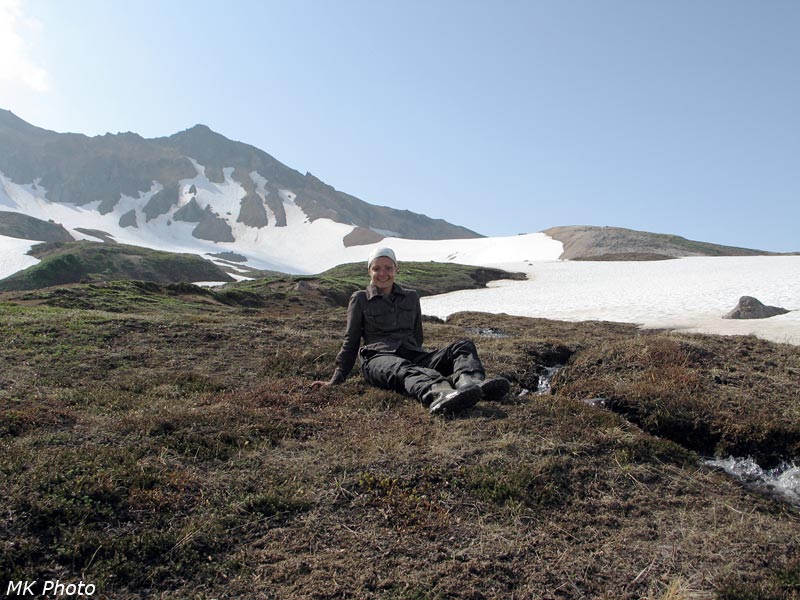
xmin=420 ymin=256 xmax=800 ymax=345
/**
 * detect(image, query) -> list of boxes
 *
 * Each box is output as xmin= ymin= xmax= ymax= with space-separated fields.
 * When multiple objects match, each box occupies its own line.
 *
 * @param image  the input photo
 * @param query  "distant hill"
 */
xmin=0 ymin=211 xmax=73 ymax=242
xmin=544 ymin=226 xmax=778 ymax=261
xmin=0 ymin=241 xmax=233 ymax=291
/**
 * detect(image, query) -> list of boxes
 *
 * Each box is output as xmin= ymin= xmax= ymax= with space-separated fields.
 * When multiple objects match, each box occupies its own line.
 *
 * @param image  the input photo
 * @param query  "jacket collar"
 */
xmin=366 ymin=282 xmax=408 ymax=301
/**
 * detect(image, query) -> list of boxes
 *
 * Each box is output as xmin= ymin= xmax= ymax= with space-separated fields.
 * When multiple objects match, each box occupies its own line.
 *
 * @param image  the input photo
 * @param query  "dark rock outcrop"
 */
xmin=237 ymin=193 xmax=269 ymax=227
xmin=143 ymin=183 xmax=180 ymax=222
xmin=74 ymin=228 xmax=116 ymax=243
xmin=723 ymin=296 xmax=790 ymax=320
xmin=192 ymin=207 xmax=235 ymax=243
xmin=208 ymin=251 xmax=247 ymax=263
xmin=173 ymin=198 xmax=206 ymax=223
xmin=119 ymin=210 xmax=138 ymax=228
xmin=343 ymin=226 xmax=385 ymax=247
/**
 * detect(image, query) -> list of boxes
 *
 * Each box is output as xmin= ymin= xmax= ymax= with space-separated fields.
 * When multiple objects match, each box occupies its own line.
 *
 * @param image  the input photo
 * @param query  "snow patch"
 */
xmin=278 ymin=189 xmax=297 ymax=205
xmin=184 ymin=165 xmax=246 ymax=220
xmin=373 ymin=228 xmax=401 ymax=238
xmin=249 ymin=171 xmax=277 ymax=225
xmin=114 ymin=182 xmax=162 ymax=225
xmin=0 ymin=235 xmax=40 ymax=279
xmin=0 ymin=176 xmax=21 ymax=209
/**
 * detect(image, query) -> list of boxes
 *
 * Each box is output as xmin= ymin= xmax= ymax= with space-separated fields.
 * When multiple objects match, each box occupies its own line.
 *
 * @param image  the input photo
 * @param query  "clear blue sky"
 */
xmin=2 ymin=0 xmax=799 ymax=252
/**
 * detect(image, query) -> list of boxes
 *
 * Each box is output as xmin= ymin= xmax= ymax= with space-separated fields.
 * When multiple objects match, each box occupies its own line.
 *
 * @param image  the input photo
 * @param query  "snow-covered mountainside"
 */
xmin=0 ymin=108 xmax=494 ymax=279
xmin=0 ymin=166 xmax=563 ymax=280
xmin=0 ymin=110 xmax=480 ymax=242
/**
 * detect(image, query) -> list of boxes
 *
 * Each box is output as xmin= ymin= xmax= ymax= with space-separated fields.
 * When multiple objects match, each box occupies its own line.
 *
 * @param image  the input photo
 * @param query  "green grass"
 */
xmin=319 ymin=260 xmax=526 ymax=296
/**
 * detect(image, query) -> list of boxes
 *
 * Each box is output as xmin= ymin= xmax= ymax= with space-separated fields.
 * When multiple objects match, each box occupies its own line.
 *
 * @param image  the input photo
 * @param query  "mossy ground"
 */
xmin=1 ymin=276 xmax=798 ymax=599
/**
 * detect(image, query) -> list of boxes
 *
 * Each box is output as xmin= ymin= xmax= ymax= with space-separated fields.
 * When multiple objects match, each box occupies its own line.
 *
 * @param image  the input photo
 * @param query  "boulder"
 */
xmin=723 ymin=296 xmax=789 ymax=320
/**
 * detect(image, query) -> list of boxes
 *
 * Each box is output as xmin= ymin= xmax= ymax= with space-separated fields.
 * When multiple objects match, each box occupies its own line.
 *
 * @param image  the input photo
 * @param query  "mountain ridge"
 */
xmin=544 ymin=225 xmax=780 ymax=261
xmin=0 ymin=110 xmax=479 ymax=241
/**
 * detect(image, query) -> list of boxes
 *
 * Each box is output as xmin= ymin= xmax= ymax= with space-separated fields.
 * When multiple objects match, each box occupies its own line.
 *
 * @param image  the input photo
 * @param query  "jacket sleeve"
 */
xmin=414 ymin=292 xmax=424 ymax=348
xmin=331 ymin=292 xmax=364 ymax=383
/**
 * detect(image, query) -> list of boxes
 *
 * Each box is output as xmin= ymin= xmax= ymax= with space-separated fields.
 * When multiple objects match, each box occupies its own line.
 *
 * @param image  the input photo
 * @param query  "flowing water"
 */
xmin=705 ymin=456 xmax=800 ymax=507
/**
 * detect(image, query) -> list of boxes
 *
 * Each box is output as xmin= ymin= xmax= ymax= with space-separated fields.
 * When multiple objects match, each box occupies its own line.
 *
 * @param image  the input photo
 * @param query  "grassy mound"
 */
xmin=222 ymin=261 xmax=526 ymax=308
xmin=6 ymin=280 xmax=265 ymax=313
xmin=545 ymin=225 xmax=778 ymax=260
xmin=0 ymin=283 xmax=798 ymax=599
xmin=0 ymin=241 xmax=233 ymax=291
xmin=3 ymin=262 xmax=524 ymax=314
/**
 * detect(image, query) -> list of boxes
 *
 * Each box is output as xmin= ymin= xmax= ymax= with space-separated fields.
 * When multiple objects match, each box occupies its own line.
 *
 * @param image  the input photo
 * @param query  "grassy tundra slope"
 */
xmin=1 ymin=263 xmax=798 ymax=599
xmin=0 ymin=241 xmax=234 ymax=292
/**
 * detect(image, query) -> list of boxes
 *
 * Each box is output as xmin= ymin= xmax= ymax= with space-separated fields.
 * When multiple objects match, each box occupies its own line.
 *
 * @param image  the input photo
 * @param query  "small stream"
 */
xmin=534 ymin=366 xmax=561 ymax=395
xmin=535 ymin=366 xmax=800 ymax=507
xmin=516 ymin=365 xmax=561 ymax=396
xmin=579 ymin=391 xmax=800 ymax=506
xmin=469 ymin=328 xmax=800 ymax=507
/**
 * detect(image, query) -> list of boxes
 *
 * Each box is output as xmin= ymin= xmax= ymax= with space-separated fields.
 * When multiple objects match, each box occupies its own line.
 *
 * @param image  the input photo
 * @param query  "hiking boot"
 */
xmin=424 ymin=380 xmax=482 ymax=415
xmin=455 ymin=372 xmax=511 ymax=402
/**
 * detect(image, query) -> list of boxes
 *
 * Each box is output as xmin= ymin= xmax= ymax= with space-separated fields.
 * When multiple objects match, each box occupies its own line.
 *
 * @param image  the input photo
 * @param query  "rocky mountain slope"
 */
xmin=0 ymin=109 xmax=478 ymax=244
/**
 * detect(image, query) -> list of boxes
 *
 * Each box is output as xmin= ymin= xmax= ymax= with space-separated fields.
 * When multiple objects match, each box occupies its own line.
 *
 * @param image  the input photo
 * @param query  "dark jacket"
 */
xmin=331 ymin=283 xmax=424 ymax=383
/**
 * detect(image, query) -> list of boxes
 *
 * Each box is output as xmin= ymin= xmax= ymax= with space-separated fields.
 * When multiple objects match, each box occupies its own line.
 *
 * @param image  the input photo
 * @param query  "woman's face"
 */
xmin=369 ymin=257 xmax=396 ymax=293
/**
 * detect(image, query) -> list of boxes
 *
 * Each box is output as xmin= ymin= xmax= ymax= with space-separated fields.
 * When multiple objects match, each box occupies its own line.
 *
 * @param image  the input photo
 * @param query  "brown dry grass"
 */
xmin=555 ymin=334 xmax=800 ymax=465
xmin=0 ymin=294 xmax=798 ymax=599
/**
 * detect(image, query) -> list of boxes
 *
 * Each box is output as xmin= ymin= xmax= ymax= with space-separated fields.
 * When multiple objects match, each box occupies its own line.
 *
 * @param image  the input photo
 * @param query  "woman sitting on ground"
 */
xmin=312 ymin=247 xmax=510 ymax=415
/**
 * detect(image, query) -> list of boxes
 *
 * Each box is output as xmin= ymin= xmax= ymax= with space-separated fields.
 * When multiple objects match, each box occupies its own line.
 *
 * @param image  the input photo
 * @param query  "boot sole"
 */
xmin=480 ymin=378 xmax=511 ymax=401
xmin=429 ymin=384 xmax=482 ymax=415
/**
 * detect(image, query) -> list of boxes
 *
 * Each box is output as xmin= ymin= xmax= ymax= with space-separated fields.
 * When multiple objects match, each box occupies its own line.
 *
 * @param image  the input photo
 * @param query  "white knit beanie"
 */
xmin=367 ymin=247 xmax=397 ymax=268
